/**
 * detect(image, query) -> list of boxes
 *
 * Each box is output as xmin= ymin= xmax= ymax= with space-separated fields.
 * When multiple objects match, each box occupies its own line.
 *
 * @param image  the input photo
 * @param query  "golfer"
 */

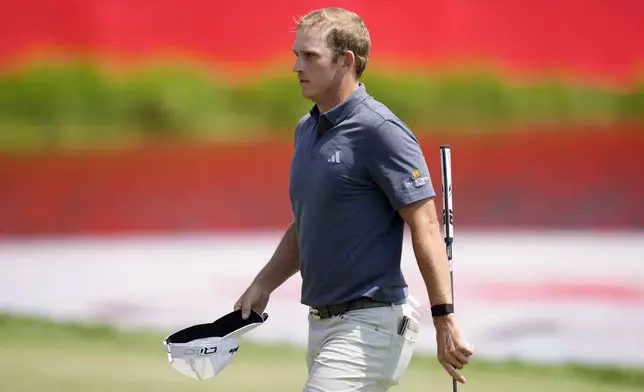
xmin=234 ymin=7 xmax=474 ymax=391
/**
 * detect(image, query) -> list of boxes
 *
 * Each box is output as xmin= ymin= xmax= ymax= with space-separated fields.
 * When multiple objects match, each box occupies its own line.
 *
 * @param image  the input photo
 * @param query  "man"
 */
xmin=234 ymin=7 xmax=474 ymax=391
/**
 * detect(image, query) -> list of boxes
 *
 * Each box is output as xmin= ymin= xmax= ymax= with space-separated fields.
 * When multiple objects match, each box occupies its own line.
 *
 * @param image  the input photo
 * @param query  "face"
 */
xmin=292 ymin=27 xmax=350 ymax=102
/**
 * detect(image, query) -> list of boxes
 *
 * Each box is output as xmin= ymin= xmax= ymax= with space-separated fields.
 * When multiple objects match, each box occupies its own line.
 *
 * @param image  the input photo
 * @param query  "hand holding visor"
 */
xmin=163 ymin=309 xmax=268 ymax=380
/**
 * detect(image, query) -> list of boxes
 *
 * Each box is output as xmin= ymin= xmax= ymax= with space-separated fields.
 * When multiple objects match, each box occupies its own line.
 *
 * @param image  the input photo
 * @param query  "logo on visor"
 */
xmin=184 ymin=346 xmax=218 ymax=356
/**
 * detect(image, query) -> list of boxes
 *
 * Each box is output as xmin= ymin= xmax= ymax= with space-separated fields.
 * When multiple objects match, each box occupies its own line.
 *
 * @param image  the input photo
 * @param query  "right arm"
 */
xmin=236 ymin=124 xmax=302 ymax=318
xmin=234 ymin=221 xmax=300 ymax=318
xmin=252 ymin=220 xmax=300 ymax=293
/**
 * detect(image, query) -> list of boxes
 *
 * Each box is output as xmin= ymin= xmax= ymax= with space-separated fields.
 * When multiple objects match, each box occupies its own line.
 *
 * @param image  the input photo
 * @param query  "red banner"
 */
xmin=1 ymin=1 xmax=643 ymax=84
xmin=1 ymin=126 xmax=642 ymax=235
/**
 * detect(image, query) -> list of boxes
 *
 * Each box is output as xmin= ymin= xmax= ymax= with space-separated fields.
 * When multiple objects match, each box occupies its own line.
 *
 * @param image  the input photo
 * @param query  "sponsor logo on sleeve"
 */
xmin=404 ymin=168 xmax=429 ymax=189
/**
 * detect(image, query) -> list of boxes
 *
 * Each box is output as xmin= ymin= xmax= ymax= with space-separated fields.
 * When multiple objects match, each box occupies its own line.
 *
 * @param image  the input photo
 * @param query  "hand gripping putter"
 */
xmin=440 ymin=145 xmax=457 ymax=392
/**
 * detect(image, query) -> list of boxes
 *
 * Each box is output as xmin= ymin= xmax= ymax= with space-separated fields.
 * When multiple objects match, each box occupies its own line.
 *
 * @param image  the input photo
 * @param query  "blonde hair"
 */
xmin=295 ymin=7 xmax=371 ymax=78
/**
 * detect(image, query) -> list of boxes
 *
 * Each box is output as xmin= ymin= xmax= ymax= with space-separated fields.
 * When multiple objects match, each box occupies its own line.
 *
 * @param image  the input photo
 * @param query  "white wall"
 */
xmin=1 ymin=230 xmax=643 ymax=366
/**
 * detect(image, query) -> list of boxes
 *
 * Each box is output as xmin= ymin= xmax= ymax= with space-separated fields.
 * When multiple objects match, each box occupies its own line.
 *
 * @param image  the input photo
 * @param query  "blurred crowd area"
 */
xmin=0 ymin=0 xmax=642 ymax=235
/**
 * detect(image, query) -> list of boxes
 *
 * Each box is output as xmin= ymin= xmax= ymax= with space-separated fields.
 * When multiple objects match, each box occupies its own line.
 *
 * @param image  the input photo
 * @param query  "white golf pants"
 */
xmin=303 ymin=300 xmax=421 ymax=391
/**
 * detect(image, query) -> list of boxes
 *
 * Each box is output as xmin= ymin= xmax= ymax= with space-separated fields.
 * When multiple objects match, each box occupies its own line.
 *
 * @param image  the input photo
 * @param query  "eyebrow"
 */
xmin=293 ymin=49 xmax=320 ymax=56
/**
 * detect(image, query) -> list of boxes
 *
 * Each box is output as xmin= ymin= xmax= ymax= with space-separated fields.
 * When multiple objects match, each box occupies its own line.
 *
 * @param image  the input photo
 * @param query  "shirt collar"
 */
xmin=309 ymin=83 xmax=369 ymax=128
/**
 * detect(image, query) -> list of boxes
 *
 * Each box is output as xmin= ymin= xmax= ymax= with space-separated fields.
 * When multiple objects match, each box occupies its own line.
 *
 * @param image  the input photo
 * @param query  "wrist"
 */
xmin=251 ymin=276 xmax=274 ymax=293
xmin=432 ymin=312 xmax=455 ymax=327
xmin=430 ymin=303 xmax=454 ymax=318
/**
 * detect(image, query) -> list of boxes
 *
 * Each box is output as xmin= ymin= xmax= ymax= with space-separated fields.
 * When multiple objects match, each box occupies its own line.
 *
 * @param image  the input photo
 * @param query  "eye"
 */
xmin=293 ymin=51 xmax=318 ymax=60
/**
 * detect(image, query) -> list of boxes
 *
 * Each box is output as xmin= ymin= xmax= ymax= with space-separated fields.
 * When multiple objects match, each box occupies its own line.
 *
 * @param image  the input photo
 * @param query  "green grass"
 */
xmin=1 ymin=313 xmax=643 ymax=391
xmin=0 ymin=58 xmax=643 ymax=151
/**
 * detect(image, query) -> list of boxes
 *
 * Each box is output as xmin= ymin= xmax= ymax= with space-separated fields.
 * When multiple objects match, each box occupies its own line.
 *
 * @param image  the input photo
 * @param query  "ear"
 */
xmin=342 ymin=50 xmax=356 ymax=73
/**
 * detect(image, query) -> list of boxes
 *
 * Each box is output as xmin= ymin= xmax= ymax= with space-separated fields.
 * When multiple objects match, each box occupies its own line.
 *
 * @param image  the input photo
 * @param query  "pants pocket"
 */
xmin=382 ymin=308 xmax=421 ymax=387
xmin=390 ymin=328 xmax=418 ymax=384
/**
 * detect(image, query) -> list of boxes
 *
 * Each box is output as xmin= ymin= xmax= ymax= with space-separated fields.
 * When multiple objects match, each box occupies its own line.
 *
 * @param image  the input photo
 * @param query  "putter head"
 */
xmin=163 ymin=309 xmax=268 ymax=380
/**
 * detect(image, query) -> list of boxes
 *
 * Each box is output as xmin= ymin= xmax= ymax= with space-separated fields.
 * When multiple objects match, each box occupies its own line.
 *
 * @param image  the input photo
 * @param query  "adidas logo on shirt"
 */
xmin=328 ymin=151 xmax=341 ymax=164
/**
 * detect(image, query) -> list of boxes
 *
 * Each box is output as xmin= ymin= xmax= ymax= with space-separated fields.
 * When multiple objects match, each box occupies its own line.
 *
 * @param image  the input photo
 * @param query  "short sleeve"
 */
xmin=366 ymin=120 xmax=436 ymax=210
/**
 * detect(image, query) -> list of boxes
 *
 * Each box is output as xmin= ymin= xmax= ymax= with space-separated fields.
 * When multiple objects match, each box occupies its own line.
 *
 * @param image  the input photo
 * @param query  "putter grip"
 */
xmin=440 ymin=145 xmax=453 ymax=242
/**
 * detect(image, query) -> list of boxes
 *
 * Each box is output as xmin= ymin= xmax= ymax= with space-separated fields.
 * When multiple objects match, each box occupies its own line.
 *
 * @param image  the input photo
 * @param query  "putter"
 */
xmin=440 ymin=144 xmax=457 ymax=392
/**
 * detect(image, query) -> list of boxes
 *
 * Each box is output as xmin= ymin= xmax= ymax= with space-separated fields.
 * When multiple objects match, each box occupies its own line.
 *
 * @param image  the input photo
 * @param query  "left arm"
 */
xmin=399 ymin=197 xmax=472 ymax=383
xmin=397 ymin=198 xmax=452 ymax=308
xmin=365 ymin=119 xmax=474 ymax=383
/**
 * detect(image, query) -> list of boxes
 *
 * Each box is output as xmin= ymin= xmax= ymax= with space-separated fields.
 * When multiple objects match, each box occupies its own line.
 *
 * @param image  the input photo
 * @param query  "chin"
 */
xmin=300 ymin=88 xmax=317 ymax=100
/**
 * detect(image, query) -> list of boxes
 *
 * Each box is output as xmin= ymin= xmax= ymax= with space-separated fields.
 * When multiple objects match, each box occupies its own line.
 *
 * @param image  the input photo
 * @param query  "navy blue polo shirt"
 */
xmin=289 ymin=83 xmax=436 ymax=307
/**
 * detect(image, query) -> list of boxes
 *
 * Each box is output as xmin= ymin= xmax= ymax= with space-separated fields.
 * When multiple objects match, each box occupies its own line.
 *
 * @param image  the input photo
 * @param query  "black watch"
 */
xmin=431 ymin=303 xmax=454 ymax=317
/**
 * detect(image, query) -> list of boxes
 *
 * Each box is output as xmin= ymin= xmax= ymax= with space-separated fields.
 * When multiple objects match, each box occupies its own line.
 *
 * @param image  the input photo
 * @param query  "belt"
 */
xmin=309 ymin=297 xmax=405 ymax=320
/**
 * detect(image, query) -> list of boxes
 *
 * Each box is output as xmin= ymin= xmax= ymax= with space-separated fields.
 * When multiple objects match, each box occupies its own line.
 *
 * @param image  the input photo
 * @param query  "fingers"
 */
xmin=453 ymin=341 xmax=473 ymax=365
xmin=454 ymin=350 xmax=470 ymax=366
xmin=440 ymin=343 xmax=471 ymax=368
xmin=240 ymin=297 xmax=253 ymax=320
xmin=234 ymin=285 xmax=269 ymax=320
xmin=233 ymin=299 xmax=251 ymax=319
xmin=233 ymin=296 xmax=251 ymax=319
xmin=460 ymin=341 xmax=475 ymax=357
xmin=441 ymin=362 xmax=466 ymax=384
xmin=439 ymin=340 xmax=475 ymax=383
xmin=442 ymin=351 xmax=464 ymax=370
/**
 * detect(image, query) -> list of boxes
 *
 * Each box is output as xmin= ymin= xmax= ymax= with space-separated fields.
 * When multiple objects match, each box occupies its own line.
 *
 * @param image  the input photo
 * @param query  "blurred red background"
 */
xmin=1 ymin=0 xmax=643 ymax=235
xmin=2 ymin=0 xmax=643 ymax=85
xmin=1 ymin=127 xmax=643 ymax=235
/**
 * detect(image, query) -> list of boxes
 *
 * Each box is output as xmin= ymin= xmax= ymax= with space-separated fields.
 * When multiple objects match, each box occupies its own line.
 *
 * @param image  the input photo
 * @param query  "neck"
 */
xmin=316 ymin=79 xmax=359 ymax=113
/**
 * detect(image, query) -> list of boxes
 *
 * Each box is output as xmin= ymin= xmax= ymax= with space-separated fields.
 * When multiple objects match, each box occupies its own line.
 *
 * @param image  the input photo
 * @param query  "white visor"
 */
xmin=163 ymin=309 xmax=268 ymax=380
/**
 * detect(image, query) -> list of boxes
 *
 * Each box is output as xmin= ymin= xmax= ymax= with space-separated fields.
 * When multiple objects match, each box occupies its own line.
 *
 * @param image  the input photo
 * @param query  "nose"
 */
xmin=293 ymin=56 xmax=304 ymax=73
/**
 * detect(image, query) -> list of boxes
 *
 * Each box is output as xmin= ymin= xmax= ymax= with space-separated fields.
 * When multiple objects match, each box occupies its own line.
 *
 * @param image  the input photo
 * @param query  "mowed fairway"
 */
xmin=1 ymin=314 xmax=642 ymax=392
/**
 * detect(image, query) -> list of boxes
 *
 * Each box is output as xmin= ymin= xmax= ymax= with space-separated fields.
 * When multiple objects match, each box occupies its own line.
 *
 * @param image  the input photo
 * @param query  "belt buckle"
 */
xmin=310 ymin=306 xmax=322 ymax=320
